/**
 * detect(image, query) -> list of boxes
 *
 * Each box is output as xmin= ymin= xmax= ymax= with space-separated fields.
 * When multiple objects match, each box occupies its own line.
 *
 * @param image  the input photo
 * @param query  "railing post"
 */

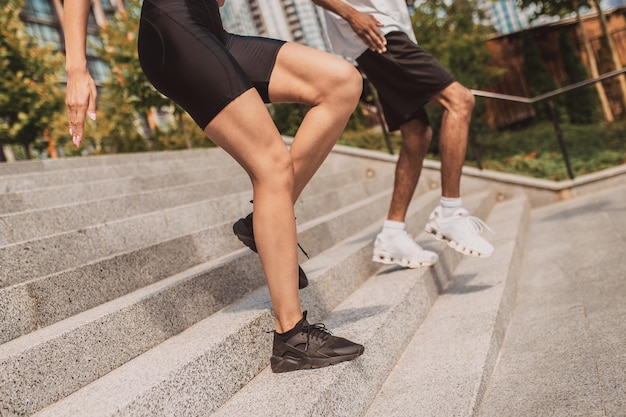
xmin=364 ymin=77 xmax=394 ymax=155
xmin=547 ymin=100 xmax=575 ymax=180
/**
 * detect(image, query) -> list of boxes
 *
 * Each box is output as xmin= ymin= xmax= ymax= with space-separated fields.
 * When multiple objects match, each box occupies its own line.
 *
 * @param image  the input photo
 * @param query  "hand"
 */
xmin=346 ymin=10 xmax=387 ymax=53
xmin=65 ymin=68 xmax=97 ymax=147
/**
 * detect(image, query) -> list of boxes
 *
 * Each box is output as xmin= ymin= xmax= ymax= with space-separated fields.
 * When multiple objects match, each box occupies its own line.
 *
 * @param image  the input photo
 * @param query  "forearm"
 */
xmin=63 ymin=0 xmax=91 ymax=73
xmin=312 ymin=0 xmax=358 ymax=23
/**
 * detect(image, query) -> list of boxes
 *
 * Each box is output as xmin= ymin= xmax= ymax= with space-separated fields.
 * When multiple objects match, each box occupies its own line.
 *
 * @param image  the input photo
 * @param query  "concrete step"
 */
xmin=0 ymin=191 xmax=251 ymax=287
xmin=0 ymin=149 xmax=378 ymax=214
xmin=0 ymin=164 xmax=241 ymax=214
xmin=0 ymin=145 xmax=525 ymax=417
xmin=0 ymin=168 xmax=395 ymax=343
xmin=0 ymin=148 xmax=220 ymax=177
xmin=363 ymin=194 xmax=530 ymax=417
xmin=23 ymin=188 xmax=444 ymax=417
xmin=203 ymin=192 xmax=500 ymax=417
xmin=0 ymin=180 xmax=409 ymax=415
xmin=0 ymin=150 xmax=237 ymax=194
xmin=22 ymin=189 xmax=497 ymax=417
xmin=0 ymin=160 xmax=376 ymax=245
xmin=0 ymin=169 xmax=250 ymax=245
xmin=0 ymin=160 xmax=386 ymax=287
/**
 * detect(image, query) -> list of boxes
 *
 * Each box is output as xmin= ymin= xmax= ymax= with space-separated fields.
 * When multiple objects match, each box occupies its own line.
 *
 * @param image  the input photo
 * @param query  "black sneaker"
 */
xmin=233 ymin=213 xmax=309 ymax=289
xmin=270 ymin=311 xmax=365 ymax=373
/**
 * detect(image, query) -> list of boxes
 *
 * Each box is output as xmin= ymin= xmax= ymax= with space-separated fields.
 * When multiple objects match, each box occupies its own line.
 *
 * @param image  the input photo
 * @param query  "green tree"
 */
xmin=559 ymin=30 xmax=598 ymax=124
xmin=515 ymin=0 xmax=615 ymax=121
xmin=521 ymin=29 xmax=558 ymax=120
xmin=0 ymin=0 xmax=65 ymax=160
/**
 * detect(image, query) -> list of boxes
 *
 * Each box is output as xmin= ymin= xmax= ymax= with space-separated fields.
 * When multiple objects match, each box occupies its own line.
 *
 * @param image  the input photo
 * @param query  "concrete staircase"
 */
xmin=0 ymin=144 xmax=610 ymax=417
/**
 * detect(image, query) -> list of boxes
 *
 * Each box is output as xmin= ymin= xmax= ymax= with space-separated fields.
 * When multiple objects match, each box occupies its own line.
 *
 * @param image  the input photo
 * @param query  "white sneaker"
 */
xmin=425 ymin=207 xmax=494 ymax=257
xmin=372 ymin=231 xmax=439 ymax=268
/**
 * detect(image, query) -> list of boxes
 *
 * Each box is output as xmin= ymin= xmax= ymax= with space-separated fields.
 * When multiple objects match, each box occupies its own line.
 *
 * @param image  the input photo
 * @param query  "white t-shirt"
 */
xmin=320 ymin=0 xmax=417 ymax=60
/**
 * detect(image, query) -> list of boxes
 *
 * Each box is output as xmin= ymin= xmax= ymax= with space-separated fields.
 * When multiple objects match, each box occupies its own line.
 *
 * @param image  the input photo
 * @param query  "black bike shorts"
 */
xmin=138 ymin=0 xmax=285 ymax=129
xmin=356 ymin=31 xmax=455 ymax=131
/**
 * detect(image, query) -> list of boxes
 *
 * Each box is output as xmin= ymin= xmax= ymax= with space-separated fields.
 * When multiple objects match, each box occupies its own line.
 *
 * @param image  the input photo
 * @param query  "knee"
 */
xmin=454 ymin=86 xmax=475 ymax=119
xmin=253 ymin=147 xmax=295 ymax=192
xmin=440 ymin=83 xmax=474 ymax=120
xmin=329 ymin=62 xmax=362 ymax=110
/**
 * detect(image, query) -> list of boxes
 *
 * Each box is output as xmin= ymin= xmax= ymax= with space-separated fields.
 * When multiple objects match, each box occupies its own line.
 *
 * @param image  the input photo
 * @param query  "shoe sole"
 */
xmin=424 ymin=226 xmax=493 ymax=258
xmin=372 ymin=252 xmax=437 ymax=268
xmin=233 ymin=218 xmax=310 ymax=289
xmin=270 ymin=347 xmax=365 ymax=373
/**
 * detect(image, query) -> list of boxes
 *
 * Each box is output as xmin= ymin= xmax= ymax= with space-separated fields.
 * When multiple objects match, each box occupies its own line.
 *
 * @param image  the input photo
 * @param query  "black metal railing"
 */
xmin=470 ymin=67 xmax=626 ymax=180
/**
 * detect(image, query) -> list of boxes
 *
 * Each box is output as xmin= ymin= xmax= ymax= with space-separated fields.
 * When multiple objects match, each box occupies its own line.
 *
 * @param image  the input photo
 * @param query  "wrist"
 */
xmin=66 ymin=63 xmax=89 ymax=75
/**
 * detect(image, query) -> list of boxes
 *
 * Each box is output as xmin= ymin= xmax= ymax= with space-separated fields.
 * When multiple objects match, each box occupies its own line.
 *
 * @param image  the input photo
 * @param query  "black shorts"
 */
xmin=356 ymin=31 xmax=455 ymax=131
xmin=137 ymin=0 xmax=285 ymax=129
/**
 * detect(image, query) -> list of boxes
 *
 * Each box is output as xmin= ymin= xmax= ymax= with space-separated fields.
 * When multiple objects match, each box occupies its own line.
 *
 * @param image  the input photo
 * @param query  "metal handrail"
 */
xmin=469 ymin=67 xmax=626 ymax=179
xmin=470 ymin=67 xmax=626 ymax=103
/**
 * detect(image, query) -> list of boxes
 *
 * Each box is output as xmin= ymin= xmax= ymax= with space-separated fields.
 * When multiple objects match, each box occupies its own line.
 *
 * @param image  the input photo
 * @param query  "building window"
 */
xmin=25 ymin=22 xmax=62 ymax=48
xmin=24 ymin=0 xmax=54 ymax=21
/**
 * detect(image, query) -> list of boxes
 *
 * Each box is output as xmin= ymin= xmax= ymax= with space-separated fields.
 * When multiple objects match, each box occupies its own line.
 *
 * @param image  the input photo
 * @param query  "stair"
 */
xmin=0 ymin=145 xmax=536 ymax=417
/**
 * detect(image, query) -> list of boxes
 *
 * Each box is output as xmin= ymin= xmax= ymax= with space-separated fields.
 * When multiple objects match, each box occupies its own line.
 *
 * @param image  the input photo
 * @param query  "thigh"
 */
xmin=267 ymin=42 xmax=359 ymax=105
xmin=138 ymin=0 xmax=253 ymax=129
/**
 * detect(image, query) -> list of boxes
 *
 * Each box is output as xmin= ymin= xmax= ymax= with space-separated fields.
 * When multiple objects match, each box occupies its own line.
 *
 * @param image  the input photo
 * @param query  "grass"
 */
xmin=338 ymin=119 xmax=626 ymax=181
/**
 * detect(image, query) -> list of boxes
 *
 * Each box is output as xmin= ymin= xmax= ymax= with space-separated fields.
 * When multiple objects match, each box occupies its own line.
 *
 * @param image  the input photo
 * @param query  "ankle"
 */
xmin=440 ymin=197 xmax=462 ymax=217
xmin=275 ymin=312 xmax=305 ymax=335
xmin=380 ymin=220 xmax=405 ymax=236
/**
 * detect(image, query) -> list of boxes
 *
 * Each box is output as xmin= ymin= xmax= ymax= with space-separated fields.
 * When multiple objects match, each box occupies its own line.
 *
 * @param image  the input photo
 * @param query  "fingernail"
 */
xmin=70 ymin=128 xmax=73 ymax=135
xmin=88 ymin=112 xmax=97 ymax=121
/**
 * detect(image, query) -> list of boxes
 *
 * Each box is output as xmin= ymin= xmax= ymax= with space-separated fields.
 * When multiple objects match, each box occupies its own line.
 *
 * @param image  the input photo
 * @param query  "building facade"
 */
xmin=220 ymin=0 xmax=329 ymax=51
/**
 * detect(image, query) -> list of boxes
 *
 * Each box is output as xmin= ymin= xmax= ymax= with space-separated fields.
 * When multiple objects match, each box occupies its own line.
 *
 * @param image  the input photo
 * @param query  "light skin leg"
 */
xmin=205 ymin=44 xmax=361 ymax=334
xmin=269 ymin=43 xmax=362 ymax=202
xmin=204 ymin=89 xmax=301 ymax=334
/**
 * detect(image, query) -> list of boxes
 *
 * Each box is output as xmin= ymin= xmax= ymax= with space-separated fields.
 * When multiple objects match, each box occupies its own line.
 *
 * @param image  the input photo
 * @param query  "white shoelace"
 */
xmin=462 ymin=213 xmax=495 ymax=235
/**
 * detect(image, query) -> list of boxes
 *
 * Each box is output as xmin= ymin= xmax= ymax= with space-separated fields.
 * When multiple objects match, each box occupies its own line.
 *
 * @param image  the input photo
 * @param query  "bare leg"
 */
xmin=269 ymin=43 xmax=362 ymax=201
xmin=429 ymin=81 xmax=475 ymax=198
xmin=386 ymin=119 xmax=432 ymax=222
xmin=204 ymin=89 xmax=301 ymax=333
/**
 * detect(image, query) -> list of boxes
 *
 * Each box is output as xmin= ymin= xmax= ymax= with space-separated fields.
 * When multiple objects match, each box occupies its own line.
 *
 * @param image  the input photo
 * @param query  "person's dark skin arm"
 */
xmin=312 ymin=0 xmax=387 ymax=53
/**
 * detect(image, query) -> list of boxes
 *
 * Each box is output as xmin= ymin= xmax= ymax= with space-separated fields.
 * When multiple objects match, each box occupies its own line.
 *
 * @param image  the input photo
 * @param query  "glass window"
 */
xmin=25 ymin=0 xmax=53 ymax=20
xmin=25 ymin=22 xmax=62 ymax=48
xmin=100 ymin=0 xmax=114 ymax=11
xmin=86 ymin=33 xmax=103 ymax=56
xmin=88 ymin=59 xmax=111 ymax=84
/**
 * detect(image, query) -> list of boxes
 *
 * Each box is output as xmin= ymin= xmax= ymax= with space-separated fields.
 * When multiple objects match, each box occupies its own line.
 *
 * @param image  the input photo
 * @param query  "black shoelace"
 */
xmin=303 ymin=322 xmax=332 ymax=351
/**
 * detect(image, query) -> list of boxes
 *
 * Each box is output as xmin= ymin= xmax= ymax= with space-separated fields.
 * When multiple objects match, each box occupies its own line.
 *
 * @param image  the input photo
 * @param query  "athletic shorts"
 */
xmin=356 ymin=31 xmax=455 ymax=131
xmin=137 ymin=0 xmax=285 ymax=129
